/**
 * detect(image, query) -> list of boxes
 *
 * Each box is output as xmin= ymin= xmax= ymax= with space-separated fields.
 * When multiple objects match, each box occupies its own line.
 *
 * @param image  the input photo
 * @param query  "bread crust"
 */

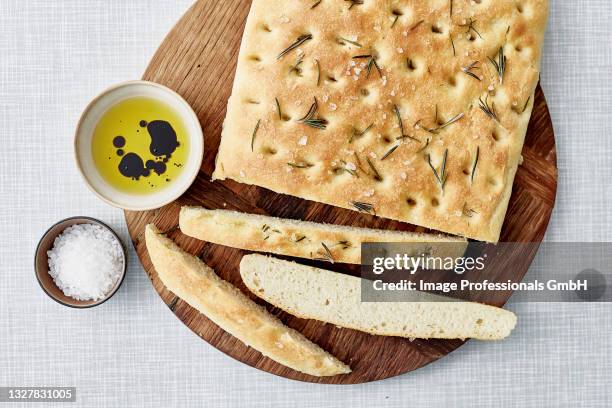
xmin=213 ymin=0 xmax=549 ymax=242
xmin=180 ymin=206 xmax=467 ymax=264
xmin=145 ymin=225 xmax=351 ymax=376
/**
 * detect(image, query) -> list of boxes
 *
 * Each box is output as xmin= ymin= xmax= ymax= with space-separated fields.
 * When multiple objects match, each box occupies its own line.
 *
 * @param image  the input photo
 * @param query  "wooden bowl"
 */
xmin=34 ymin=217 xmax=127 ymax=308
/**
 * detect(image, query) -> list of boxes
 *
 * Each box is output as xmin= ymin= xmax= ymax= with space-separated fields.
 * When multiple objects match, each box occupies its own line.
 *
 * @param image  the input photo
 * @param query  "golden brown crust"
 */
xmin=145 ymin=225 xmax=351 ymax=376
xmin=180 ymin=206 xmax=466 ymax=264
xmin=213 ymin=0 xmax=549 ymax=242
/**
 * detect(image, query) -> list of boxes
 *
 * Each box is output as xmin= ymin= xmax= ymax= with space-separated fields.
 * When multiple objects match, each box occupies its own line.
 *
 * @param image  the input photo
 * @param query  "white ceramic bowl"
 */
xmin=74 ymin=80 xmax=203 ymax=211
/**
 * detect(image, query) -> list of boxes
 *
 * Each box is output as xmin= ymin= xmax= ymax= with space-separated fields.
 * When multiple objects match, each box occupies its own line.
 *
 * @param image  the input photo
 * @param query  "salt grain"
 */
xmin=47 ymin=224 xmax=123 ymax=301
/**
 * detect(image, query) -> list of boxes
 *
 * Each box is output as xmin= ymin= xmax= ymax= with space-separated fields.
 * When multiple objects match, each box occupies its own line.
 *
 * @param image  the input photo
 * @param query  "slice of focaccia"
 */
xmin=180 ymin=206 xmax=467 ymax=264
xmin=145 ymin=225 xmax=350 ymax=376
xmin=213 ymin=0 xmax=549 ymax=242
xmin=240 ymin=254 xmax=517 ymax=340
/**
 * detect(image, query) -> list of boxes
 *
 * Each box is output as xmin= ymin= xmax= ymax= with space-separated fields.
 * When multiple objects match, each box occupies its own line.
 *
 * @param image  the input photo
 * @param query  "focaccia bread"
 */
xmin=241 ymin=254 xmax=517 ymax=340
xmin=180 ymin=206 xmax=467 ymax=264
xmin=145 ymin=225 xmax=350 ymax=376
xmin=213 ymin=0 xmax=549 ymax=242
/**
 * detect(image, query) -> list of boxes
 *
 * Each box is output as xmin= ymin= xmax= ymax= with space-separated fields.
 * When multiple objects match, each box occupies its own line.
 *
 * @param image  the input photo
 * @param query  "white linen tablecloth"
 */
xmin=1 ymin=1 xmax=610 ymax=406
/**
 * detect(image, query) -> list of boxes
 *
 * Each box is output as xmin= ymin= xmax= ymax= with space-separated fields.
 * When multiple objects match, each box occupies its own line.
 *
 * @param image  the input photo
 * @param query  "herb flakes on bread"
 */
xmin=180 ymin=206 xmax=467 ymax=264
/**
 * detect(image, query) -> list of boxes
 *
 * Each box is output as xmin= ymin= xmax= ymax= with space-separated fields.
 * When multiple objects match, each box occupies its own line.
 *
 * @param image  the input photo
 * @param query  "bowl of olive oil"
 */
xmin=75 ymin=81 xmax=203 ymax=210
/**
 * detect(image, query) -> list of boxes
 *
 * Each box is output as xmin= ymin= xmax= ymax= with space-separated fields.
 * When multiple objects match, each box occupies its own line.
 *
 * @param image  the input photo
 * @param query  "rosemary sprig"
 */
xmin=393 ymin=104 xmax=405 ymax=136
xmin=488 ymin=46 xmax=506 ymax=84
xmin=352 ymin=55 xmax=382 ymax=78
xmin=471 ymin=146 xmax=480 ymax=184
xmin=391 ymin=10 xmax=401 ymax=28
xmin=450 ymin=34 xmax=456 ymax=56
xmin=337 ymin=240 xmax=352 ymax=249
xmin=338 ymin=37 xmax=363 ymax=48
xmin=341 ymin=168 xmax=358 ymax=176
xmin=440 ymin=150 xmax=448 ymax=187
xmin=350 ymin=201 xmax=375 ymax=214
xmin=459 ymin=19 xmax=482 ymax=39
xmin=339 ymin=160 xmax=358 ymax=176
xmin=311 ymin=0 xmax=322 ymax=9
xmin=262 ymin=224 xmax=281 ymax=240
xmin=409 ymin=20 xmax=424 ymax=32
xmin=305 ymin=118 xmax=328 ymax=130
xmin=277 ymin=34 xmax=312 ymax=60
xmin=353 ymin=151 xmax=366 ymax=173
xmin=427 ymin=149 xmax=448 ymax=189
xmin=478 ymin=95 xmax=499 ymax=122
xmin=349 ymin=123 xmax=373 ymax=143
xmin=275 ymin=98 xmax=282 ymax=120
xmin=366 ymin=156 xmax=382 ymax=181
xmin=298 ymin=97 xmax=328 ymax=130
xmin=320 ymin=242 xmax=334 ymax=263
xmin=299 ymin=100 xmax=317 ymax=122
xmin=415 ymin=119 xmax=434 ymax=134
xmin=289 ymin=54 xmax=304 ymax=76
xmin=303 ymin=118 xmax=328 ymax=130
xmin=262 ymin=224 xmax=270 ymax=232
xmin=381 ymin=144 xmax=400 ymax=161
xmin=251 ymin=119 xmax=261 ymax=152
xmin=394 ymin=104 xmax=420 ymax=141
xmin=396 ymin=134 xmax=419 ymax=142
xmin=345 ymin=0 xmax=363 ymax=9
xmin=418 ymin=112 xmax=464 ymax=134
xmin=462 ymin=202 xmax=477 ymax=218
xmin=432 ymin=113 xmax=465 ymax=133
xmin=520 ymin=96 xmax=531 ymax=114
xmin=315 ymin=59 xmax=321 ymax=86
xmin=287 ymin=162 xmax=314 ymax=169
xmin=449 ymin=0 xmax=453 ymax=17
xmin=417 ymin=137 xmax=431 ymax=152
xmin=462 ymin=61 xmax=481 ymax=81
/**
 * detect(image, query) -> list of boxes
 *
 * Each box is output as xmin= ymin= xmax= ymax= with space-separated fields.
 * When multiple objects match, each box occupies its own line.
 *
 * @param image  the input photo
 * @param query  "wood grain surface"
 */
xmin=124 ymin=0 xmax=557 ymax=384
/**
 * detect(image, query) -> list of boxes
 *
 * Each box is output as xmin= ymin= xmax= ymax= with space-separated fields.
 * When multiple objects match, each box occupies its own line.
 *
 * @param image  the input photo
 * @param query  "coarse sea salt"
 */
xmin=47 ymin=224 xmax=123 ymax=301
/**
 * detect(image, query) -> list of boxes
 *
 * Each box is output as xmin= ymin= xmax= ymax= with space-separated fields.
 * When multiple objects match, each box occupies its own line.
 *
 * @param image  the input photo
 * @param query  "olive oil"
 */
xmin=92 ymin=97 xmax=189 ymax=194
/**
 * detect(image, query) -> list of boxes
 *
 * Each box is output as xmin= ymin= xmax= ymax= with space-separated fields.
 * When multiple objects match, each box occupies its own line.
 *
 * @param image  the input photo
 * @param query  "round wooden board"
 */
xmin=125 ymin=0 xmax=557 ymax=384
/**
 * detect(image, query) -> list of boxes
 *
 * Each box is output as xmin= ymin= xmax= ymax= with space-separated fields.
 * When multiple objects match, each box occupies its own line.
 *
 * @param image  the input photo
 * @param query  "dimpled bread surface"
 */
xmin=213 ymin=0 xmax=549 ymax=242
